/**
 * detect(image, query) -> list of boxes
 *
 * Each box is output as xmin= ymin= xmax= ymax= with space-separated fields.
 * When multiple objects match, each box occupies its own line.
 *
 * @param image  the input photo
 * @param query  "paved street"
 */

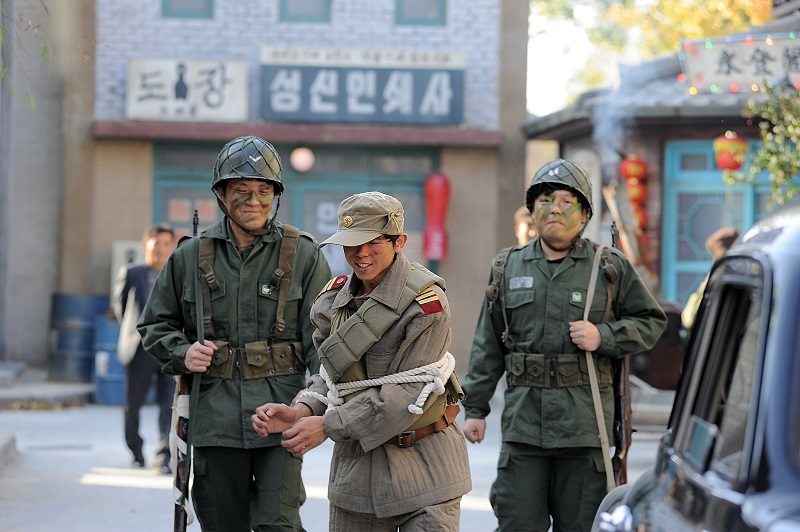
xmin=0 ymin=395 xmax=664 ymax=532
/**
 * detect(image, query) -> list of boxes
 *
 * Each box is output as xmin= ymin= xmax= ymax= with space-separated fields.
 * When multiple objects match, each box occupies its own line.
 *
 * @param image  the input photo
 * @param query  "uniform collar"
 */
xmin=521 ymin=237 xmax=593 ymax=261
xmin=331 ymin=252 xmax=411 ymax=311
xmin=203 ymin=217 xmax=282 ymax=246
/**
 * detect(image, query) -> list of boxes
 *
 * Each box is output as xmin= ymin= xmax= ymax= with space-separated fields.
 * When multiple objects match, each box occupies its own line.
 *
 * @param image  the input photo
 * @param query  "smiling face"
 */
xmin=531 ymin=188 xmax=587 ymax=255
xmin=343 ymin=234 xmax=407 ymax=295
xmin=217 ymin=178 xmax=275 ymax=237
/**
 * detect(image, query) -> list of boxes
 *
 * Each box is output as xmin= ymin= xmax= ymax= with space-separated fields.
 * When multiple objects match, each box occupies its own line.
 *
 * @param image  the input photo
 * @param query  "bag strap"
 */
xmin=584 ymin=245 xmax=616 ymax=492
xmin=270 ymin=224 xmax=300 ymax=337
xmin=485 ymin=247 xmax=515 ymax=350
xmin=198 ymin=236 xmax=217 ymax=339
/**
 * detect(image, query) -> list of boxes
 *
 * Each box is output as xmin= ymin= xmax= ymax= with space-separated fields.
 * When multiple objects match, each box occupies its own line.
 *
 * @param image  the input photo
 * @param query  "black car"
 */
xmin=594 ymin=207 xmax=800 ymax=531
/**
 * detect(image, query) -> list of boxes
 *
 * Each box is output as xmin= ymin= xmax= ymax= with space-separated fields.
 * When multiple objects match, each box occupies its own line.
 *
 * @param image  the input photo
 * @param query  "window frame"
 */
xmin=161 ymin=0 xmax=214 ymax=19
xmin=395 ymin=0 xmax=447 ymax=26
xmin=672 ymin=256 xmax=768 ymax=490
xmin=279 ymin=0 xmax=331 ymax=23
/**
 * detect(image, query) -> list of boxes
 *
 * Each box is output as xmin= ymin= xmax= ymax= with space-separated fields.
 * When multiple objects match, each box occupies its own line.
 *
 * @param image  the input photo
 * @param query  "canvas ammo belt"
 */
xmin=203 ymin=340 xmax=305 ymax=380
xmin=504 ymin=353 xmax=614 ymax=388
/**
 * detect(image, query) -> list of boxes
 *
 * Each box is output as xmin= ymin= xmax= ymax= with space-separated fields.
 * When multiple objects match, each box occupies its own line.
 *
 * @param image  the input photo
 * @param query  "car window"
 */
xmin=673 ymin=257 xmax=765 ymax=490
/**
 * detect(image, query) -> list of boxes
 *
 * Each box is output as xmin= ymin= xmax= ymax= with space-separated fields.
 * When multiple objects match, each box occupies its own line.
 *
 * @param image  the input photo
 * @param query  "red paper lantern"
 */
xmin=633 ymin=205 xmax=649 ymax=228
xmin=423 ymin=172 xmax=451 ymax=260
xmin=625 ymin=177 xmax=648 ymax=204
xmin=619 ymin=155 xmax=648 ymax=181
xmin=713 ymin=131 xmax=748 ymax=170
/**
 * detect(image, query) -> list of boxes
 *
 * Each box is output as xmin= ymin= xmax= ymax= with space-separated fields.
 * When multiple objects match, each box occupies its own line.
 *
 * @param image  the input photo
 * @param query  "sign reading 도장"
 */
xmin=126 ymin=59 xmax=248 ymax=122
xmin=259 ymin=47 xmax=465 ymax=125
xmin=680 ymin=34 xmax=800 ymax=92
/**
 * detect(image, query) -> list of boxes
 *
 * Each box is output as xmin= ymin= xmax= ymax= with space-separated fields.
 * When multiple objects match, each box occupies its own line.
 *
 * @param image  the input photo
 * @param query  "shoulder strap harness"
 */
xmin=487 ymin=245 xmax=619 ymax=351
xmin=197 ymin=224 xmax=300 ymax=341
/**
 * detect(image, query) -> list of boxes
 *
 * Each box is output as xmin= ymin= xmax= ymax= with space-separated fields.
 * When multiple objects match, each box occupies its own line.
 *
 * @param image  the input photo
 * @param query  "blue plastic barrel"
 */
xmin=93 ymin=316 xmax=124 ymax=376
xmin=50 ymin=294 xmax=109 ymax=383
xmin=94 ymin=374 xmax=126 ymax=405
xmin=93 ymin=315 xmax=127 ymax=404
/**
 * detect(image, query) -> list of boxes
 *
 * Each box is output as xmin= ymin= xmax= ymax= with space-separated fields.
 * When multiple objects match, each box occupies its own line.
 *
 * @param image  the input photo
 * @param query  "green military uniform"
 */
xmin=462 ymin=237 xmax=667 ymax=531
xmin=140 ymin=218 xmax=330 ymax=530
xmin=138 ymin=136 xmax=332 ymax=532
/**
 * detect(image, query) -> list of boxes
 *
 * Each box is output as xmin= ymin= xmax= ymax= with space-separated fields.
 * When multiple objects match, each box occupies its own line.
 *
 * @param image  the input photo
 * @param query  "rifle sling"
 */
xmin=584 ymin=246 xmax=615 ymax=493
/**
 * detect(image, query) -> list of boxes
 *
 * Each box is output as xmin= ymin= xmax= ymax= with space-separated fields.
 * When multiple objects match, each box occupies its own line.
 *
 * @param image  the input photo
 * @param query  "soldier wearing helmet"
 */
xmin=461 ymin=159 xmax=666 ymax=531
xmin=139 ymin=136 xmax=331 ymax=530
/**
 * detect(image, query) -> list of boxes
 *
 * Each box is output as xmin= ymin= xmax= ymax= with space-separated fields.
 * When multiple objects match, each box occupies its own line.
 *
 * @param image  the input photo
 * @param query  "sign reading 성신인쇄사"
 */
xmin=680 ymin=34 xmax=800 ymax=92
xmin=125 ymin=59 xmax=248 ymax=122
xmin=259 ymin=47 xmax=465 ymax=125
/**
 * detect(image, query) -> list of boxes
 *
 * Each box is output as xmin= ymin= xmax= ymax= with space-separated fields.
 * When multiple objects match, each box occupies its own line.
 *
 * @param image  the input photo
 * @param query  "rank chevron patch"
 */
xmin=315 ymin=274 xmax=348 ymax=301
xmin=415 ymin=287 xmax=444 ymax=315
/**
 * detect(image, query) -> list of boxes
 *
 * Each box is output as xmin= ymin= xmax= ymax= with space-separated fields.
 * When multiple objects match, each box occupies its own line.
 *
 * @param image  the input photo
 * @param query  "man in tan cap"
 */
xmin=252 ymin=191 xmax=471 ymax=530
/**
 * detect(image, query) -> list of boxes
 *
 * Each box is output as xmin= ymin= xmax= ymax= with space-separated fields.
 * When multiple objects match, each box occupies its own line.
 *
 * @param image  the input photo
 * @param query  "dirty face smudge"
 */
xmin=220 ymin=178 xmax=275 ymax=232
xmin=532 ymin=189 xmax=587 ymax=246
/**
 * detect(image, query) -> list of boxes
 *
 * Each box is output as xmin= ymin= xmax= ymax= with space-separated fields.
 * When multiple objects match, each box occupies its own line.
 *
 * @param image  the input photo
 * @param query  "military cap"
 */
xmin=320 ymin=191 xmax=404 ymax=247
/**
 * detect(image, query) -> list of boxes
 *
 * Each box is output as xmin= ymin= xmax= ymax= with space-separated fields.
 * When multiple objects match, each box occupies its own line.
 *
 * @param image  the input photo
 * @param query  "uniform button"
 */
xmin=255 ymin=355 xmax=262 ymax=362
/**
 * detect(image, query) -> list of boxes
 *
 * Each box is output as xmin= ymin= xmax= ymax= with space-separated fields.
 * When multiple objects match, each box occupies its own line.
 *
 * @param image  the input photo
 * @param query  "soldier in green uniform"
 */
xmin=138 ymin=136 xmax=331 ymax=531
xmin=461 ymin=159 xmax=667 ymax=532
xmin=252 ymin=192 xmax=471 ymax=531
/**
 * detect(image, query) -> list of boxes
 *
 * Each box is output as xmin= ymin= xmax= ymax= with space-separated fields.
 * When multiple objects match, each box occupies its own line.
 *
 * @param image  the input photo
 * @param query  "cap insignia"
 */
xmin=342 ymin=215 xmax=354 ymax=228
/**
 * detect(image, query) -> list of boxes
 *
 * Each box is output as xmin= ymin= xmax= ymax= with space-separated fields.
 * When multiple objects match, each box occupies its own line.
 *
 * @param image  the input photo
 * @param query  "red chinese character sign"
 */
xmin=423 ymin=172 xmax=450 ymax=261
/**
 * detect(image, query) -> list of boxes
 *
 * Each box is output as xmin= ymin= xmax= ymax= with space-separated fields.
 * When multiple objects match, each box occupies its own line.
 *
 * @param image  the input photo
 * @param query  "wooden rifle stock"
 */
xmin=609 ymin=222 xmax=633 ymax=486
xmin=173 ymin=210 xmax=201 ymax=532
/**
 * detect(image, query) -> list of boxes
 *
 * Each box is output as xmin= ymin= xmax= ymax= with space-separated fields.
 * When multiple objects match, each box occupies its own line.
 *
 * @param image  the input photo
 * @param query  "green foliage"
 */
xmin=1 ymin=0 xmax=51 ymax=111
xmin=725 ymin=83 xmax=800 ymax=206
xmin=529 ymin=0 xmax=771 ymax=93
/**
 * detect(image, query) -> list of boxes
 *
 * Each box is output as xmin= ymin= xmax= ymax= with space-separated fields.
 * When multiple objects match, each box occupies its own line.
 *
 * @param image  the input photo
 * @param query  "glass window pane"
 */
xmin=681 ymin=153 xmax=709 ymax=170
xmin=373 ymin=155 xmax=433 ymax=175
xmin=162 ymin=0 xmax=213 ymax=18
xmin=159 ymin=150 xmax=217 ymax=171
xmin=396 ymin=0 xmax=446 ymax=25
xmin=280 ymin=0 xmax=330 ymax=22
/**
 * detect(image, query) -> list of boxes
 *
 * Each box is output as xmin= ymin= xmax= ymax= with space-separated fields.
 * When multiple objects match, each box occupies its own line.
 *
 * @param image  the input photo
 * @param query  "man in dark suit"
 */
xmin=113 ymin=223 xmax=176 ymax=473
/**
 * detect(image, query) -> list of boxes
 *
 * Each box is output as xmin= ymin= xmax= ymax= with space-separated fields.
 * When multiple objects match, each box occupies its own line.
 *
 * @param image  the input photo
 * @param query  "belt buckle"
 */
xmin=396 ymin=431 xmax=416 ymax=448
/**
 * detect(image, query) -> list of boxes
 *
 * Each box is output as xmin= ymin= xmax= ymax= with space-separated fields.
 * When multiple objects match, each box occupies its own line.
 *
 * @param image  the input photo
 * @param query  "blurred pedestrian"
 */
xmin=112 ymin=223 xmax=176 ymax=473
xmin=681 ymin=226 xmax=739 ymax=328
xmin=252 ymin=191 xmax=471 ymax=531
xmin=138 ymin=136 xmax=331 ymax=531
xmin=514 ymin=205 xmax=537 ymax=245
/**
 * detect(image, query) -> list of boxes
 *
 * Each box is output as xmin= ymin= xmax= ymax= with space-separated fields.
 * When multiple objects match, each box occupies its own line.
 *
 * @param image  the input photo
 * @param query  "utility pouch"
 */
xmin=505 ymin=353 xmax=546 ymax=387
xmin=241 ymin=340 xmax=304 ymax=379
xmin=204 ymin=340 xmax=234 ymax=379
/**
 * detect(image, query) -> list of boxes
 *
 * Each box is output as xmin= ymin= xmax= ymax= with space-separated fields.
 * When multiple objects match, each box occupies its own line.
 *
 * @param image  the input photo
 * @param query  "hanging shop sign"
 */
xmin=260 ymin=46 xmax=465 ymax=125
xmin=680 ymin=33 xmax=800 ymax=94
xmin=126 ymin=59 xmax=248 ymax=122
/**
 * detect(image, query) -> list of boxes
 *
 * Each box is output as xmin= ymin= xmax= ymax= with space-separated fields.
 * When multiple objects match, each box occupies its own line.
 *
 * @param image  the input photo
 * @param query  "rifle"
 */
xmin=173 ymin=210 xmax=202 ymax=531
xmin=609 ymin=221 xmax=633 ymax=486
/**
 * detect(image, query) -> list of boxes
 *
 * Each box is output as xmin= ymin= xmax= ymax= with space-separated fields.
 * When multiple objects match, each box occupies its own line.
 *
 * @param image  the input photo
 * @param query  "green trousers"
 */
xmin=489 ymin=442 xmax=606 ymax=532
xmin=192 ymin=445 xmax=305 ymax=532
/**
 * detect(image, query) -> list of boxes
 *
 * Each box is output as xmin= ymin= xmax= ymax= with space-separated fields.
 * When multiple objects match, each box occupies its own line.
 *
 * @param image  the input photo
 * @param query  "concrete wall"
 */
xmin=439 ymin=147 xmax=499 ymax=373
xmin=90 ymin=141 xmax=153 ymax=294
xmin=1 ymin=0 xmax=67 ymax=365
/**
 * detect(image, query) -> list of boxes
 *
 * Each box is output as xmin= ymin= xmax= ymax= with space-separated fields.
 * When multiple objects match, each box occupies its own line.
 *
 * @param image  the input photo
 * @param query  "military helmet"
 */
xmin=212 ymin=136 xmax=284 ymax=194
xmin=525 ymin=158 xmax=593 ymax=220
